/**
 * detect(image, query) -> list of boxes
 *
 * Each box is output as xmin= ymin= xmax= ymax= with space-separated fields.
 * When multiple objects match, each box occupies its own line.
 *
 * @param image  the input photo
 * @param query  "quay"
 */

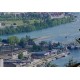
xmin=26 ymin=51 xmax=70 ymax=67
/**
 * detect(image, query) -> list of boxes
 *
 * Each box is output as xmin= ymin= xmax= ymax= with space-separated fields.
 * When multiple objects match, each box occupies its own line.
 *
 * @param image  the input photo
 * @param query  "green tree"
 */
xmin=18 ymin=52 xmax=23 ymax=59
xmin=48 ymin=41 xmax=53 ymax=50
xmin=26 ymin=35 xmax=30 ymax=41
xmin=0 ymin=13 xmax=75 ymax=35
xmin=39 ymin=41 xmax=47 ymax=46
xmin=8 ymin=36 xmax=20 ymax=45
xmin=19 ymin=38 xmax=27 ymax=48
xmin=31 ymin=44 xmax=42 ymax=51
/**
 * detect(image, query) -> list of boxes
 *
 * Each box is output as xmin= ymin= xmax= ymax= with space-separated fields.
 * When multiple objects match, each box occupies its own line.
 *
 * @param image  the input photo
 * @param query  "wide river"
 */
xmin=0 ymin=13 xmax=80 ymax=66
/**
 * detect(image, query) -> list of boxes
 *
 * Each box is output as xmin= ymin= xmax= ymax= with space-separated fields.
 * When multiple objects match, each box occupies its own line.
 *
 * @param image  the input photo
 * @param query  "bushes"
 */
xmin=8 ymin=36 xmax=20 ymax=45
xmin=18 ymin=53 xmax=23 ymax=59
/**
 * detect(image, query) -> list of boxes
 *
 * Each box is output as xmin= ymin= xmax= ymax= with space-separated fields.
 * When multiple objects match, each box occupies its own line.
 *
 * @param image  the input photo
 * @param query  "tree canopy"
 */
xmin=8 ymin=36 xmax=20 ymax=45
xmin=18 ymin=52 xmax=23 ymax=59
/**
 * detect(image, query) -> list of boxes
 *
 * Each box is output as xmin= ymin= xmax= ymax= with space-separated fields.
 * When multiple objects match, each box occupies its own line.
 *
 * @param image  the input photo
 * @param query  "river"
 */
xmin=0 ymin=13 xmax=80 ymax=66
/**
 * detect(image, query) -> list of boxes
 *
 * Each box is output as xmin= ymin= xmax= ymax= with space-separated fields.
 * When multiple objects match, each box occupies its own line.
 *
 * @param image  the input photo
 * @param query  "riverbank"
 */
xmin=26 ymin=51 xmax=70 ymax=67
xmin=0 ymin=13 xmax=75 ymax=35
xmin=33 ymin=35 xmax=54 ymax=42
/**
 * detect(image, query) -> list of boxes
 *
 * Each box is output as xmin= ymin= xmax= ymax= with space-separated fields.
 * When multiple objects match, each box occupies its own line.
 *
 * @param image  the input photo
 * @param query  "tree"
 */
xmin=39 ymin=41 xmax=47 ymax=46
xmin=0 ymin=13 xmax=74 ymax=35
xmin=26 ymin=35 xmax=30 ymax=41
xmin=31 ymin=44 xmax=42 ymax=51
xmin=48 ymin=41 xmax=53 ymax=50
xmin=28 ymin=38 xmax=35 ymax=45
xmin=18 ymin=52 xmax=23 ymax=59
xmin=39 ymin=41 xmax=48 ymax=51
xmin=8 ymin=36 xmax=20 ymax=45
xmin=19 ymin=38 xmax=27 ymax=48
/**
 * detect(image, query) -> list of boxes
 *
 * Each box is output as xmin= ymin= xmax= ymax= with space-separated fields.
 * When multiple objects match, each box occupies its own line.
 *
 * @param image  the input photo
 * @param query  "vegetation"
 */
xmin=31 ymin=44 xmax=42 ymax=52
xmin=0 ymin=35 xmax=61 ymax=52
xmin=18 ymin=52 xmax=24 ymax=59
xmin=0 ymin=13 xmax=75 ymax=35
xmin=19 ymin=38 xmax=27 ymax=48
xmin=0 ymin=35 xmax=36 ymax=49
xmin=8 ymin=36 xmax=20 ymax=45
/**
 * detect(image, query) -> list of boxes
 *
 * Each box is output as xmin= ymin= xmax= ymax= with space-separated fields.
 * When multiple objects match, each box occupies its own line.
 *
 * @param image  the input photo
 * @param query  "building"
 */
xmin=11 ymin=52 xmax=18 ymax=60
xmin=0 ymin=45 xmax=21 ymax=53
xmin=4 ymin=59 xmax=29 ymax=67
xmin=4 ymin=62 xmax=17 ymax=67
xmin=22 ymin=50 xmax=28 ymax=56
xmin=50 ymin=49 xmax=58 ymax=54
xmin=0 ymin=42 xmax=2 ymax=46
xmin=49 ymin=12 xmax=65 ymax=19
xmin=0 ymin=58 xmax=3 ymax=67
xmin=31 ymin=51 xmax=49 ymax=59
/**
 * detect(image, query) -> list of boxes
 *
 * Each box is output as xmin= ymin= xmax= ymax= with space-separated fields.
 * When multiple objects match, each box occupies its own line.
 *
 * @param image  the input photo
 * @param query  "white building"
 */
xmin=22 ymin=50 xmax=28 ymax=56
xmin=0 ymin=58 xmax=4 ymax=67
xmin=11 ymin=52 xmax=18 ymax=59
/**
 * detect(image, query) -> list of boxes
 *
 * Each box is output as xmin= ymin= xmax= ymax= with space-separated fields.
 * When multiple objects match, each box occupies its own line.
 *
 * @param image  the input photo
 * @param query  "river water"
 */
xmin=0 ymin=13 xmax=80 ymax=66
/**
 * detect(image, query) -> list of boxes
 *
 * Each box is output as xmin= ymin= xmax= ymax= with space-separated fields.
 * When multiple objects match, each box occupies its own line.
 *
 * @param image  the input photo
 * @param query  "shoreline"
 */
xmin=33 ymin=35 xmax=54 ymax=42
xmin=26 ymin=51 xmax=70 ymax=67
xmin=0 ymin=16 xmax=75 ymax=37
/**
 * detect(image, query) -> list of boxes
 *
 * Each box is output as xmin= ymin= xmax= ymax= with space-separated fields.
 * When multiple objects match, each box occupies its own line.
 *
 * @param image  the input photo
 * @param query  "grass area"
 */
xmin=29 ymin=19 xmax=42 ymax=24
xmin=0 ymin=20 xmax=24 ymax=26
xmin=0 ymin=19 xmax=42 ymax=27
